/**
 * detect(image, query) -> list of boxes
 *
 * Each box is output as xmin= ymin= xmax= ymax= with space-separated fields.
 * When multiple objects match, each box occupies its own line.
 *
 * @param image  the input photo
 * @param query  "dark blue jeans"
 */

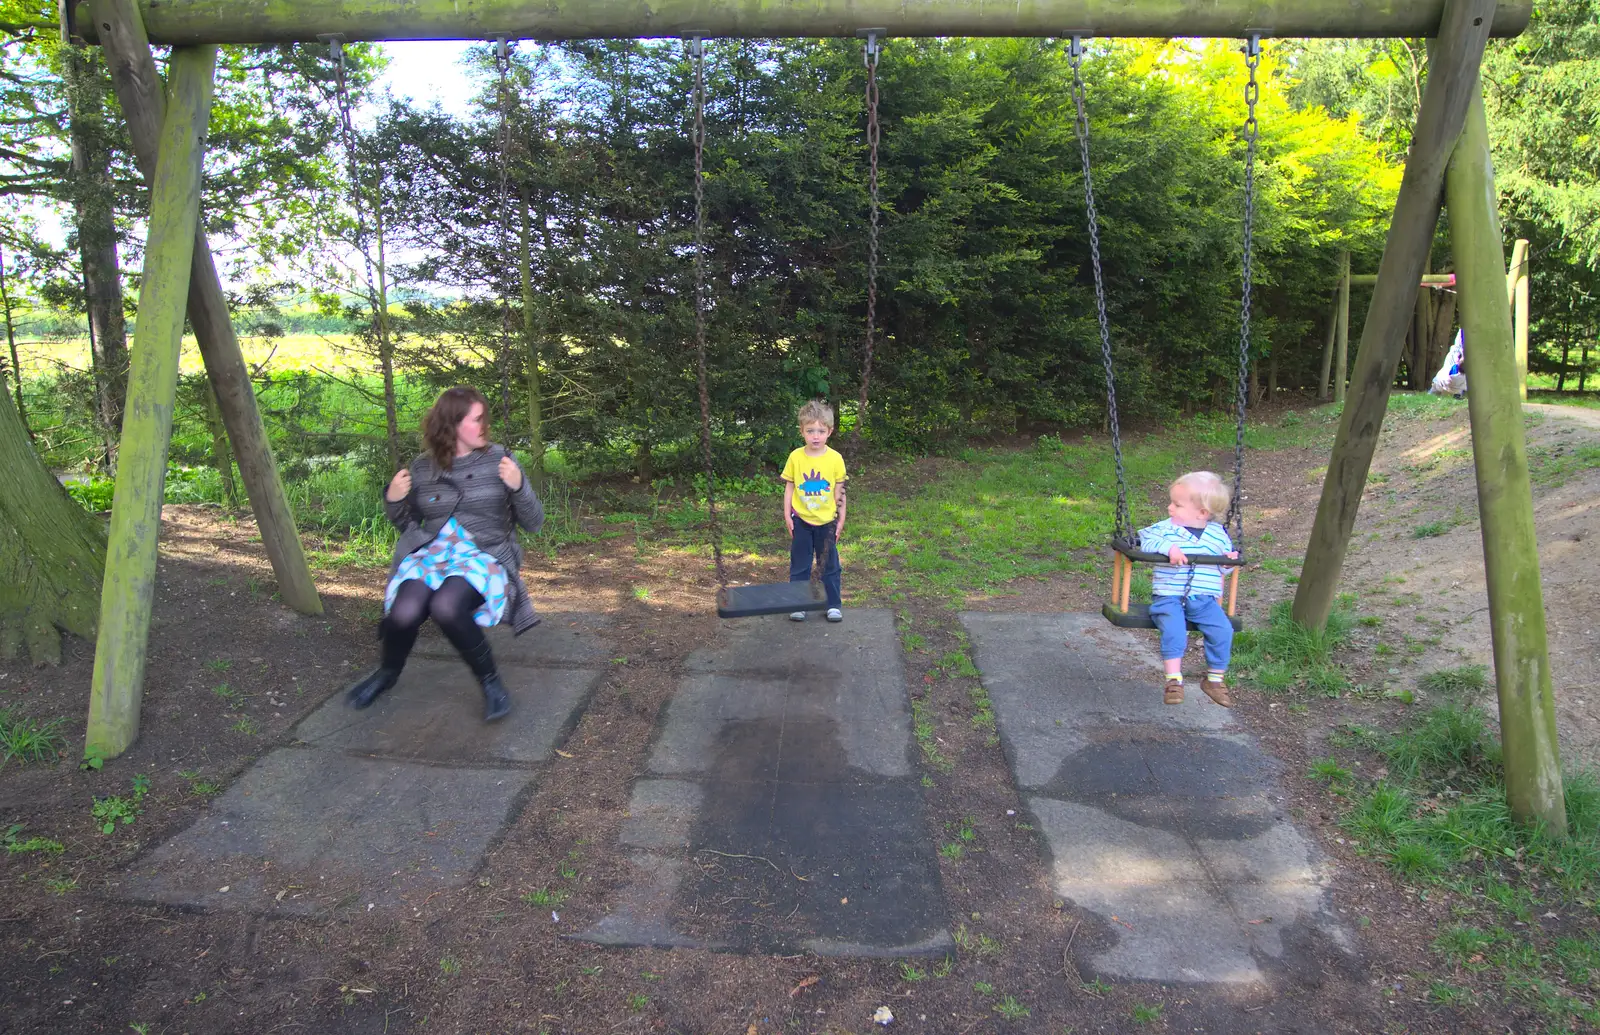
xmin=789 ymin=515 xmax=842 ymax=609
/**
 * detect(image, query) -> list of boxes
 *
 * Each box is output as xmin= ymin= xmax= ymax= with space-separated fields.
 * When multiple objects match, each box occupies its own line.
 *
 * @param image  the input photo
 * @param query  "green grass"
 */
xmin=1320 ymin=704 xmax=1600 ymax=1029
xmin=1420 ymin=664 xmax=1490 ymax=696
xmin=0 ymin=709 xmax=67 ymax=767
xmin=1527 ymin=443 xmax=1600 ymax=488
xmin=1231 ymin=600 xmax=1353 ymax=696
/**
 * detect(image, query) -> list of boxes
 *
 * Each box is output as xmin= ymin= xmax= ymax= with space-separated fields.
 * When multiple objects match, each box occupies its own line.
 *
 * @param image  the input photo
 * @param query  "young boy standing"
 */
xmin=781 ymin=400 xmax=848 ymax=622
xmin=1137 ymin=471 xmax=1239 ymax=707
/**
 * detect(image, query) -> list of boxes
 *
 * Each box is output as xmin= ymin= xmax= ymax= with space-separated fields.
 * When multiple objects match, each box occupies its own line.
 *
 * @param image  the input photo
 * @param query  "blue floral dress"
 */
xmin=383 ymin=517 xmax=509 ymax=628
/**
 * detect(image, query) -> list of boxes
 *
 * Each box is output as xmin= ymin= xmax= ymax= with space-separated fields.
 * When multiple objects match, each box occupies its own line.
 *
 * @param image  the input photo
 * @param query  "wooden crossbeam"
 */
xmin=65 ymin=0 xmax=1532 ymax=45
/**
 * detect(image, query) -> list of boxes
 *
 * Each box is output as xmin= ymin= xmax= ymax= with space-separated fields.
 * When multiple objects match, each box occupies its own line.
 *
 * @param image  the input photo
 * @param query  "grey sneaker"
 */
xmin=789 ymin=611 xmax=807 ymax=622
xmin=826 ymin=608 xmax=843 ymax=623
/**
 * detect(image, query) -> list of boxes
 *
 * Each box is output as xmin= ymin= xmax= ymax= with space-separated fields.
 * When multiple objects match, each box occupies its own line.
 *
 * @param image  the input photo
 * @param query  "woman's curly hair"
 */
xmin=421 ymin=386 xmax=488 ymax=470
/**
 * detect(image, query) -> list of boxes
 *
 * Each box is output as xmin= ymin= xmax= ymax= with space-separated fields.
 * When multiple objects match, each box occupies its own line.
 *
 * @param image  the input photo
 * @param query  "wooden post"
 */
xmin=1446 ymin=85 xmax=1565 ymax=833
xmin=1506 ymin=238 xmax=1530 ymax=398
xmin=90 ymin=0 xmax=321 ymax=615
xmin=1333 ymin=250 xmax=1351 ymax=404
xmin=1317 ymin=292 xmax=1338 ymax=401
xmin=1292 ymin=0 xmax=1497 ymax=632
xmin=67 ymin=0 xmax=1535 ymax=43
xmin=85 ymin=44 xmax=215 ymax=759
xmin=1413 ymin=257 xmax=1432 ymax=389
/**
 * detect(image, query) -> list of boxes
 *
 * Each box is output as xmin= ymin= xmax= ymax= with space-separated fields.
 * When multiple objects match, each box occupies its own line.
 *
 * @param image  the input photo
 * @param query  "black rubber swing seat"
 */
xmin=717 ymin=581 xmax=829 ymax=619
xmin=1101 ymin=602 xmax=1245 ymax=632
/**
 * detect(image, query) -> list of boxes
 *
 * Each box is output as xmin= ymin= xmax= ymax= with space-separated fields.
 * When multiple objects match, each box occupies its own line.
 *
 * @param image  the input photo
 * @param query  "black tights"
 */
xmin=381 ymin=577 xmax=486 ymax=670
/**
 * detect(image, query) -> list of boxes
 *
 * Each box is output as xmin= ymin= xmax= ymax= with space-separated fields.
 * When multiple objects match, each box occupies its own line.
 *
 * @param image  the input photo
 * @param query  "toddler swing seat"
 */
xmin=1064 ymin=37 xmax=1258 ymax=634
xmin=1101 ymin=539 xmax=1244 ymax=632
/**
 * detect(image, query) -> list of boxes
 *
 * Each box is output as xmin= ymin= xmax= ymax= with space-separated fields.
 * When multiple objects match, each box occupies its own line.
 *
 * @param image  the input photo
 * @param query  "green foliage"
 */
xmin=1419 ymin=664 xmax=1489 ymax=696
xmin=91 ymin=774 xmax=150 ymax=835
xmin=0 ymin=708 xmax=66 ymax=767
xmin=1317 ymin=700 xmax=1600 ymax=1027
xmin=1232 ymin=600 xmax=1352 ymax=695
xmin=3 ymin=823 xmax=64 ymax=855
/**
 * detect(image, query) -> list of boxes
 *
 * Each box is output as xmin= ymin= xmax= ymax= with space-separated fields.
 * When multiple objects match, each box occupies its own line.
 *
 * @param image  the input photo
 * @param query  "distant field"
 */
xmin=15 ymin=333 xmax=387 ymax=377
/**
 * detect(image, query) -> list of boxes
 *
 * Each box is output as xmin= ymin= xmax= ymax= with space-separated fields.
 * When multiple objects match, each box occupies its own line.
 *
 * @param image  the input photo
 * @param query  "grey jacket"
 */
xmin=383 ymin=443 xmax=545 ymax=634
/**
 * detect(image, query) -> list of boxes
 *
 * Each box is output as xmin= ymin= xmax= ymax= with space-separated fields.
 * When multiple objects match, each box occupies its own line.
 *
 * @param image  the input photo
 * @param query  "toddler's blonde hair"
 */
xmin=797 ymin=399 xmax=835 ymax=430
xmin=1175 ymin=471 xmax=1230 ymax=520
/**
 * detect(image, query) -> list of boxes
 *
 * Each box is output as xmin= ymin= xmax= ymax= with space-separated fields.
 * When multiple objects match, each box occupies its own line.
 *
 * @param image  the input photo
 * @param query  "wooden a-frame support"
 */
xmin=82 ymin=0 xmax=321 ymax=759
xmin=1292 ymin=0 xmax=1563 ymax=830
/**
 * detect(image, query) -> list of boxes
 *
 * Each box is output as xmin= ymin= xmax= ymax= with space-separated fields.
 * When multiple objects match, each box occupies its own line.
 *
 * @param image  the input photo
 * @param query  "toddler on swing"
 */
xmin=1137 ymin=471 xmax=1239 ymax=707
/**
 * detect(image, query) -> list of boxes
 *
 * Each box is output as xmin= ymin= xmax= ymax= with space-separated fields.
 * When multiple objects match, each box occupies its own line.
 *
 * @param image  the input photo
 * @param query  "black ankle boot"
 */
xmin=461 ymin=639 xmax=510 ymax=722
xmin=345 ymin=667 xmax=399 ymax=709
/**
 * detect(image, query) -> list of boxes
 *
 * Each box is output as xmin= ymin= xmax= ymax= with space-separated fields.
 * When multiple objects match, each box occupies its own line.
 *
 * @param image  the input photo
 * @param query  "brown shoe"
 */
xmin=1201 ymin=676 xmax=1233 ymax=707
xmin=1163 ymin=681 xmax=1184 ymax=705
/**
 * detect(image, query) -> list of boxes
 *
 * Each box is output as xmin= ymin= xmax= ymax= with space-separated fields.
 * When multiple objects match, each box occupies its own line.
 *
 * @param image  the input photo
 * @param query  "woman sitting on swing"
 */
xmin=343 ymin=386 xmax=545 ymax=722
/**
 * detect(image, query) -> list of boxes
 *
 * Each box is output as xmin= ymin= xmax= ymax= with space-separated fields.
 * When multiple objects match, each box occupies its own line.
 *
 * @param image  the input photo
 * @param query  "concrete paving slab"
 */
xmin=963 ymin=611 xmax=1353 ymax=988
xmin=120 ymin=749 xmax=531 ymax=915
xmin=574 ymin=610 xmax=950 ymax=956
xmin=570 ymin=854 xmax=717 ymax=950
xmin=619 ymin=779 xmax=703 ymax=850
xmin=119 ymin=612 xmax=612 ymax=918
xmin=1028 ymin=797 xmax=1208 ymax=885
xmin=1063 ymin=883 xmax=1263 ymax=984
xmin=958 ymin=613 xmax=1231 ymax=789
xmin=296 ymin=657 xmax=599 ymax=764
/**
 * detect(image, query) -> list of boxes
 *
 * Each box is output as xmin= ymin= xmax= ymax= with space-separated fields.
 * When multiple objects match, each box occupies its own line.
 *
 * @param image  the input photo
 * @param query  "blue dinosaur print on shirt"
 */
xmin=799 ymin=469 xmax=831 ymax=497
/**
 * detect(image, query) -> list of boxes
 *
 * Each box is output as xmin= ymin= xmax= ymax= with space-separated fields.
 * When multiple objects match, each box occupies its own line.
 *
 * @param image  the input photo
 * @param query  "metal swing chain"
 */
xmin=855 ymin=32 xmax=882 ymax=445
xmin=688 ymin=37 xmax=728 ymax=589
xmin=326 ymin=39 xmax=384 ymax=324
xmin=1068 ymin=38 xmax=1130 ymax=542
xmin=1228 ymin=37 xmax=1261 ymax=547
xmin=493 ymin=37 xmax=515 ymax=431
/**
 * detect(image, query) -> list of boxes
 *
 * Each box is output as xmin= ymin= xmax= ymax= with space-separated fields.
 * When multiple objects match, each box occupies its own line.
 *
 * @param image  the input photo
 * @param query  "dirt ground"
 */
xmin=1 ymin=396 xmax=1596 ymax=1035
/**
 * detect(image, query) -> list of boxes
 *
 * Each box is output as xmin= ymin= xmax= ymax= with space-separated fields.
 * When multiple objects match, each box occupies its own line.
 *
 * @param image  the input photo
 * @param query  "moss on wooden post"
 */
xmin=1291 ymin=0 xmax=1497 ymax=632
xmin=91 ymin=0 xmax=322 ymax=616
xmin=1446 ymin=85 xmax=1566 ymax=834
xmin=70 ymin=0 xmax=1532 ymax=44
xmin=85 ymin=44 xmax=216 ymax=760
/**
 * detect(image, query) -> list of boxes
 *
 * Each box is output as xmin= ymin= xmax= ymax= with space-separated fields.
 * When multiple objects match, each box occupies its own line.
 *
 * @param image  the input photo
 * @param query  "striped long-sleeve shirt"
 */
xmin=1137 ymin=519 xmax=1235 ymax=598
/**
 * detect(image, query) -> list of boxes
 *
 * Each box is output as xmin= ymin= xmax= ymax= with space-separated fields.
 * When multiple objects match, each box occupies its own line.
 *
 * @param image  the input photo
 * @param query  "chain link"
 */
xmin=1228 ymin=38 xmax=1260 ymax=547
xmin=493 ymin=38 xmax=515 ymax=430
xmin=1068 ymin=39 xmax=1130 ymax=542
xmin=687 ymin=38 xmax=727 ymax=588
xmin=327 ymin=40 xmax=384 ymax=325
xmin=854 ymin=33 xmax=882 ymax=447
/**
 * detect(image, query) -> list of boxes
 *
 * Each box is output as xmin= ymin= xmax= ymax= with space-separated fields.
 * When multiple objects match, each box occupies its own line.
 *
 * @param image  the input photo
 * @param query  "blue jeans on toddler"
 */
xmin=789 ymin=515 xmax=842 ymax=609
xmin=1148 ymin=594 xmax=1233 ymax=670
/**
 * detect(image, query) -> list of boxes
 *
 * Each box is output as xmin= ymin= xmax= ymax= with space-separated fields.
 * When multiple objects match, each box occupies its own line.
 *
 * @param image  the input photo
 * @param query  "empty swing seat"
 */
xmin=1103 ymin=539 xmax=1246 ymax=632
xmin=717 ymin=581 xmax=829 ymax=619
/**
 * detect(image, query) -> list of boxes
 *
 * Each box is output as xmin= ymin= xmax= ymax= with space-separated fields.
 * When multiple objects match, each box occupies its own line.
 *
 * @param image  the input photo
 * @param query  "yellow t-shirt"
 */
xmin=781 ymin=446 xmax=848 ymax=526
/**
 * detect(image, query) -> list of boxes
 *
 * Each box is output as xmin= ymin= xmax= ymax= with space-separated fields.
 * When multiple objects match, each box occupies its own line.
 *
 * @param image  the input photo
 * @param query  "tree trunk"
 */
xmin=202 ymin=377 xmax=237 ymax=506
xmin=0 ymin=251 xmax=28 ymax=439
xmin=63 ymin=44 xmax=129 ymax=465
xmin=1556 ymin=317 xmax=1570 ymax=392
xmin=0 ymin=384 xmax=107 ymax=666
